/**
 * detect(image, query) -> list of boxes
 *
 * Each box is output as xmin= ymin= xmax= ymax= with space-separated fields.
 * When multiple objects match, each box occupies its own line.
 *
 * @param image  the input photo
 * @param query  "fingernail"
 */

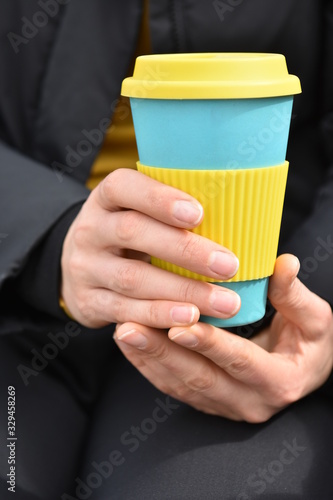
xmin=173 ymin=200 xmax=203 ymax=225
xmin=208 ymin=251 xmax=239 ymax=278
xmin=290 ymin=257 xmax=301 ymax=288
xmin=210 ymin=289 xmax=241 ymax=316
xmin=114 ymin=329 xmax=147 ymax=349
xmin=169 ymin=330 xmax=199 ymax=348
xmin=171 ymin=305 xmax=196 ymax=324
xmin=293 ymin=256 xmax=301 ymax=277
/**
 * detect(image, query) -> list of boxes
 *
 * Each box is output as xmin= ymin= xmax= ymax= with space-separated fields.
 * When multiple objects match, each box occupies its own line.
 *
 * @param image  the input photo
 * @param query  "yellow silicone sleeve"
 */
xmin=137 ymin=162 xmax=289 ymax=282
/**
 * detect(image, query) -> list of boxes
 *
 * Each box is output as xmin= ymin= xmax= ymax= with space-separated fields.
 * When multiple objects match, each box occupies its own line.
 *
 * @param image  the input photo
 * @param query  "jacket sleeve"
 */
xmin=280 ymin=0 xmax=333 ymax=307
xmin=0 ymin=1 xmax=143 ymax=322
xmin=0 ymin=140 xmax=89 ymax=317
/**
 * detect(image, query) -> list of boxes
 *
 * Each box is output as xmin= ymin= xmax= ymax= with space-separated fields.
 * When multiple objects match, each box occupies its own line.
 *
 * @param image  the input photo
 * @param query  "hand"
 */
xmin=114 ymin=254 xmax=333 ymax=422
xmin=61 ymin=169 xmax=240 ymax=328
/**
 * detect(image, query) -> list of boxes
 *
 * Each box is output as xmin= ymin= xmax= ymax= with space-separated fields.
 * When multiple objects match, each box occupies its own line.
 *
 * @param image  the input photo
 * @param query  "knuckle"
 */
xmin=243 ymin=406 xmax=274 ymax=424
xmin=95 ymin=289 xmax=110 ymax=308
xmin=72 ymin=223 xmax=90 ymax=248
xmin=172 ymin=382 xmax=196 ymax=402
xmin=176 ymin=231 xmax=202 ymax=261
xmin=75 ymin=291 xmax=93 ymax=321
xmin=101 ymin=168 xmax=125 ymax=199
xmin=67 ymin=253 xmax=86 ymax=279
xmin=185 ymin=369 xmax=216 ymax=394
xmin=110 ymin=296 xmax=127 ymax=322
xmin=115 ymin=211 xmax=143 ymax=244
xmin=224 ymin=348 xmax=253 ymax=376
xmin=275 ymin=383 xmax=302 ymax=407
xmin=146 ymin=301 xmax=164 ymax=327
xmin=177 ymin=279 xmax=202 ymax=304
xmin=113 ymin=262 xmax=144 ymax=293
xmin=145 ymin=184 xmax=164 ymax=210
xmin=145 ymin=340 xmax=170 ymax=362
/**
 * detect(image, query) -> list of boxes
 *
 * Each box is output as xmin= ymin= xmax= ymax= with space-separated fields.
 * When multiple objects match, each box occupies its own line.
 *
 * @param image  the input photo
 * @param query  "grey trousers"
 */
xmin=1 ymin=320 xmax=333 ymax=500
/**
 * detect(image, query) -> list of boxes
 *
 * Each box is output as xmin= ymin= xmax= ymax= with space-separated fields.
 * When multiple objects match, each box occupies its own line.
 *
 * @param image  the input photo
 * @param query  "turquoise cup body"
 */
xmin=130 ymin=96 xmax=294 ymax=327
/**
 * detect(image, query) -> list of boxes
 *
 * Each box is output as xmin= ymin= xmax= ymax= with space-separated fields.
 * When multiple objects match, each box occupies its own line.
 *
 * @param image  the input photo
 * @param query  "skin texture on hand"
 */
xmin=61 ymin=169 xmax=240 ymax=328
xmin=114 ymin=254 xmax=333 ymax=423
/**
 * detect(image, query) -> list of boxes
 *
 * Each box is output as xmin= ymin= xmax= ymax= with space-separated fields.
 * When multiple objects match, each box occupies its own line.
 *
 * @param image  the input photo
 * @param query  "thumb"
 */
xmin=268 ymin=254 xmax=331 ymax=337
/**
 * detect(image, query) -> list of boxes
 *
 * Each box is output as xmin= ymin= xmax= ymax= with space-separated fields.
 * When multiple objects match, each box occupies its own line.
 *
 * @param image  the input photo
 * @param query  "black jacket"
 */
xmin=1 ymin=0 xmax=333 ymax=334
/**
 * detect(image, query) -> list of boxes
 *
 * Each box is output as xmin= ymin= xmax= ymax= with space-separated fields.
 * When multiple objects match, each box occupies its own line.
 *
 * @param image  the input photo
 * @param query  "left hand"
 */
xmin=114 ymin=254 xmax=333 ymax=423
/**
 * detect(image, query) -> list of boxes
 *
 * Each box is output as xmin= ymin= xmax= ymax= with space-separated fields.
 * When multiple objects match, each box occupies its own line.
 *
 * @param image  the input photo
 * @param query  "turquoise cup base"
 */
xmin=200 ymin=278 xmax=269 ymax=328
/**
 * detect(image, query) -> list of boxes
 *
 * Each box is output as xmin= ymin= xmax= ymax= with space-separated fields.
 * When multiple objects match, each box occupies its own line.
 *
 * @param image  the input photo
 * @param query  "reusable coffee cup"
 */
xmin=121 ymin=53 xmax=301 ymax=327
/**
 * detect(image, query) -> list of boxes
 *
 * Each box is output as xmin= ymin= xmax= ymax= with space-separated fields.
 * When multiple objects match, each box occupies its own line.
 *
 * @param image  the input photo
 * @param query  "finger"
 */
xmin=114 ymin=322 xmax=245 ymax=419
xmin=268 ymin=254 xmax=332 ymax=336
xmin=89 ymin=253 xmax=240 ymax=318
xmin=93 ymin=210 xmax=239 ymax=280
xmin=77 ymin=288 xmax=202 ymax=328
xmin=168 ymin=322 xmax=286 ymax=389
xmin=95 ymin=168 xmax=204 ymax=228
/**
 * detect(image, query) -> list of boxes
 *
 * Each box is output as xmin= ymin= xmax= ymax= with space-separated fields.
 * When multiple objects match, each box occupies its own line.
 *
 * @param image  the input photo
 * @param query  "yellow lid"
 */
xmin=121 ymin=53 xmax=301 ymax=99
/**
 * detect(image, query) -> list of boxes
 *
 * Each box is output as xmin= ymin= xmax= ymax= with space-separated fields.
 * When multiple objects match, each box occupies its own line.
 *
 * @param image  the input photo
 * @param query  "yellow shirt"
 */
xmin=86 ymin=0 xmax=151 ymax=190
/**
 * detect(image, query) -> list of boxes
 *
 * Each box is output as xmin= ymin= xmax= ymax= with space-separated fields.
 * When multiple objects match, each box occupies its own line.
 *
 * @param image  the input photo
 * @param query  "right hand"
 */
xmin=60 ymin=169 xmax=240 ymax=328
